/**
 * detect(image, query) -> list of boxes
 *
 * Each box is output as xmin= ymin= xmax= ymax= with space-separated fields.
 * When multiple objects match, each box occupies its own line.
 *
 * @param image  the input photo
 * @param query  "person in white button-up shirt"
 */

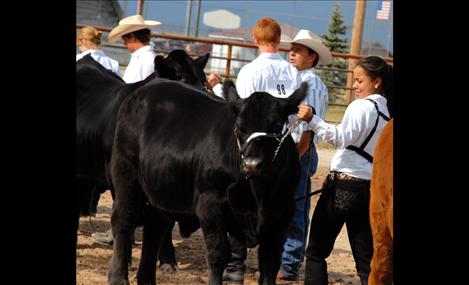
xmin=297 ymin=56 xmax=393 ymax=285
xmin=106 ymin=14 xmax=162 ymax=83
xmin=120 ymin=30 xmax=157 ymax=83
xmin=277 ymin=29 xmax=332 ymax=282
xmin=76 ymin=26 xmax=121 ymax=77
xmin=91 ymin=15 xmax=161 ymax=247
xmin=222 ymin=17 xmax=303 ymax=284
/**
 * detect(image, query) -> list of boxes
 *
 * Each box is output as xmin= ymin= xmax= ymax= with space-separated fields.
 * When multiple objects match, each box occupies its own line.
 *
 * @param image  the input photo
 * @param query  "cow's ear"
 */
xmin=154 ymin=55 xmax=173 ymax=78
xmin=223 ymin=80 xmax=242 ymax=114
xmin=282 ymin=82 xmax=309 ymax=115
xmin=223 ymin=79 xmax=239 ymax=101
xmin=194 ymin=53 xmax=210 ymax=70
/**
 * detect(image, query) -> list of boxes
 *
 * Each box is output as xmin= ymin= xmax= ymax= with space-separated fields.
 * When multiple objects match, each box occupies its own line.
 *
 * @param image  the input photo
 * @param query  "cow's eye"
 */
xmin=234 ymin=127 xmax=242 ymax=138
xmin=234 ymin=127 xmax=247 ymax=142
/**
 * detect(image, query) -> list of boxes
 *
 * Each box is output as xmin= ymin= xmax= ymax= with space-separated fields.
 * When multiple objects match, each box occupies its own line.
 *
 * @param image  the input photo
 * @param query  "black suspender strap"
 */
xmin=346 ymin=145 xmax=374 ymax=163
xmin=345 ymin=99 xmax=390 ymax=163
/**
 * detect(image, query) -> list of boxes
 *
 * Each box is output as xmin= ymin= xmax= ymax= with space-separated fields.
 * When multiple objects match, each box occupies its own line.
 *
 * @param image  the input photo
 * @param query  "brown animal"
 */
xmin=369 ymin=118 xmax=393 ymax=285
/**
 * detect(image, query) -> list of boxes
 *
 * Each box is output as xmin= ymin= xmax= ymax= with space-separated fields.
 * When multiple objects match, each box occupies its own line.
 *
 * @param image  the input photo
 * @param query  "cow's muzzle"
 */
xmin=242 ymin=157 xmax=262 ymax=177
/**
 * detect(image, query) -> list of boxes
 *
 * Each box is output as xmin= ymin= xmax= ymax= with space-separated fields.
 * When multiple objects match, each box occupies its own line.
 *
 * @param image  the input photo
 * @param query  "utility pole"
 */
xmin=386 ymin=18 xmax=393 ymax=59
xmin=185 ymin=0 xmax=193 ymax=36
xmin=137 ymin=0 xmax=144 ymax=15
xmin=345 ymin=0 xmax=367 ymax=104
xmin=194 ymin=0 xmax=202 ymax=37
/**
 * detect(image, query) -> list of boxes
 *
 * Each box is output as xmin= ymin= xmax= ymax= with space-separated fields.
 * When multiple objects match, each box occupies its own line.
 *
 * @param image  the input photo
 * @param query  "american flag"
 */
xmin=376 ymin=0 xmax=391 ymax=21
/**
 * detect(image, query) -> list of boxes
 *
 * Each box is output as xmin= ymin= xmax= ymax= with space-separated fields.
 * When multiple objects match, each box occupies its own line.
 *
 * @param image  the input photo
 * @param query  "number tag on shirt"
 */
xmin=267 ymin=80 xmax=294 ymax=98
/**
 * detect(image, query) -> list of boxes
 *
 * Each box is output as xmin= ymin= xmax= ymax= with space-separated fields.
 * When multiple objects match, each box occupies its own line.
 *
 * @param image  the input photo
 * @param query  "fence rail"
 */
xmin=76 ymin=23 xmax=393 ymax=110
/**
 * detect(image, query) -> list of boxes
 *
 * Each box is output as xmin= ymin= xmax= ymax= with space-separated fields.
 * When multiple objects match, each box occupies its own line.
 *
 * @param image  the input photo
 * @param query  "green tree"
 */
xmin=319 ymin=3 xmax=349 ymax=103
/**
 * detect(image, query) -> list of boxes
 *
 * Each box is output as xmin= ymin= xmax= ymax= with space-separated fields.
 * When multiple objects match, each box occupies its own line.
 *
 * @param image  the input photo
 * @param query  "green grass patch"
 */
xmin=325 ymin=104 xmax=346 ymax=123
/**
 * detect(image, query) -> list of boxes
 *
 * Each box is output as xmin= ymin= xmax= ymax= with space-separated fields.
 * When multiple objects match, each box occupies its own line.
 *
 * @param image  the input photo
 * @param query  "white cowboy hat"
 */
xmin=285 ymin=29 xmax=332 ymax=65
xmin=108 ymin=14 xmax=161 ymax=43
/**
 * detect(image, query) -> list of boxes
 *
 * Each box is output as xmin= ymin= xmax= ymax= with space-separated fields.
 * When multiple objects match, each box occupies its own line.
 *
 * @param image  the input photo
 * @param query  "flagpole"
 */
xmin=387 ymin=20 xmax=392 ymax=57
xmin=386 ymin=4 xmax=393 ymax=57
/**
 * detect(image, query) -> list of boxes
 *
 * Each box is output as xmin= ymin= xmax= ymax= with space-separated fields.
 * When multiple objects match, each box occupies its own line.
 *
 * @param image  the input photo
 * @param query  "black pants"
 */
xmin=225 ymin=233 xmax=247 ymax=272
xmin=304 ymin=175 xmax=373 ymax=285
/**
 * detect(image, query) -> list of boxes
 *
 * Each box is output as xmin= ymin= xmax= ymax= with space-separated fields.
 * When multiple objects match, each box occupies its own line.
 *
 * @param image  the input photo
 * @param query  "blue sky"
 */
xmin=117 ymin=0 xmax=393 ymax=53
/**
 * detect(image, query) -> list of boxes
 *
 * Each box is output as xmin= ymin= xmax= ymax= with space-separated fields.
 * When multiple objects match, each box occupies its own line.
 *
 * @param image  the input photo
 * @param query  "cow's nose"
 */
xmin=242 ymin=157 xmax=262 ymax=176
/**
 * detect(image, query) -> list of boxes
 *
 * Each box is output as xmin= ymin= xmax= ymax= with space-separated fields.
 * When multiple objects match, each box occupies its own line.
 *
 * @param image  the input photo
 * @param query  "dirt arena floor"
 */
xmin=77 ymin=148 xmax=361 ymax=285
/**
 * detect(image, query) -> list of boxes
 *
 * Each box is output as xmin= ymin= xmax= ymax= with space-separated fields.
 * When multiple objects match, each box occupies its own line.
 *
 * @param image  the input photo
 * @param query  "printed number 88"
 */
xmin=277 ymin=84 xmax=286 ymax=95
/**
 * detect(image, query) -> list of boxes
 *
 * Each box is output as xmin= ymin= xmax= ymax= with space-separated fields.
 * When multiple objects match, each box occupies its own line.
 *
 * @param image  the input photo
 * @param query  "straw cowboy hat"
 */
xmin=108 ymin=14 xmax=161 ymax=43
xmin=285 ymin=29 xmax=332 ymax=65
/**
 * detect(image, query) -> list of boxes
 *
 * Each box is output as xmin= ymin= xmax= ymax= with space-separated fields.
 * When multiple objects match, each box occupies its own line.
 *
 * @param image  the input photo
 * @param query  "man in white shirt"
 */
xmin=277 ymin=29 xmax=332 ymax=282
xmin=107 ymin=14 xmax=161 ymax=83
xmin=92 ymin=14 xmax=161 ymax=247
xmin=222 ymin=17 xmax=302 ymax=284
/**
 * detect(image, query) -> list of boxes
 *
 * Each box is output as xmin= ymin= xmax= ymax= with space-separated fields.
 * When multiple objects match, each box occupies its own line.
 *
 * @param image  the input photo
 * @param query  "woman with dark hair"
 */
xmin=297 ymin=56 xmax=393 ymax=285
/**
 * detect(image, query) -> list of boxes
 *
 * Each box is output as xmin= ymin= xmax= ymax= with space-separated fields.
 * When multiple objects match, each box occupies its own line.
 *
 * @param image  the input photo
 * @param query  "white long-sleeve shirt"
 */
xmin=123 ymin=45 xmax=156 ymax=83
xmin=308 ymin=94 xmax=389 ymax=180
xmin=76 ymin=49 xmax=121 ymax=76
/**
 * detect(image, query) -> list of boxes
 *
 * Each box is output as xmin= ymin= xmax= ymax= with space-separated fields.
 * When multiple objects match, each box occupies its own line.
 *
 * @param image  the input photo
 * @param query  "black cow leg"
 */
xmin=109 ymin=231 xmax=133 ymax=285
xmin=202 ymin=229 xmax=229 ymax=285
xmin=136 ymin=208 xmax=172 ymax=284
xmin=196 ymin=199 xmax=230 ymax=285
xmin=257 ymin=230 xmax=285 ymax=285
xmin=108 ymin=158 xmax=142 ymax=285
xmin=157 ymin=222 xmax=178 ymax=271
xmin=77 ymin=180 xmax=94 ymax=216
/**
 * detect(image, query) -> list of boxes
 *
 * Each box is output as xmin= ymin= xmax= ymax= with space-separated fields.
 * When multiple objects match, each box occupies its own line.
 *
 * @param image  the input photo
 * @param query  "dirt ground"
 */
xmin=77 ymin=147 xmax=361 ymax=285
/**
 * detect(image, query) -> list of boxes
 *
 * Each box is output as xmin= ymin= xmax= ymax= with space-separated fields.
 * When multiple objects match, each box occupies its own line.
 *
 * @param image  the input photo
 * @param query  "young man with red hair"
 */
xmin=222 ymin=17 xmax=302 ymax=283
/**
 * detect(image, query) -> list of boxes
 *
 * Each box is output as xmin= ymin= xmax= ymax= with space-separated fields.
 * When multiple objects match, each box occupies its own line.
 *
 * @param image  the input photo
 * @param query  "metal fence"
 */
xmin=76 ymin=23 xmax=393 ymax=111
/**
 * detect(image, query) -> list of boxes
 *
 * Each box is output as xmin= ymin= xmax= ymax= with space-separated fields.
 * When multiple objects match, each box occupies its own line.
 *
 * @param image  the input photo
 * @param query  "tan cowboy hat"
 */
xmin=108 ymin=14 xmax=161 ymax=43
xmin=285 ymin=29 xmax=332 ymax=65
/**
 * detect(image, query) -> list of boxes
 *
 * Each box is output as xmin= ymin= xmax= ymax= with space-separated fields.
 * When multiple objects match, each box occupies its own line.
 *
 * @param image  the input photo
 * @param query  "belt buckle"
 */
xmin=338 ymin=172 xmax=346 ymax=180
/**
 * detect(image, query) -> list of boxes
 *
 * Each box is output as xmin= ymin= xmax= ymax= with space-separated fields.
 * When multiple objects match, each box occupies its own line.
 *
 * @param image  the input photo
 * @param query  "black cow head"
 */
xmin=224 ymin=80 xmax=309 ymax=245
xmin=223 ymin=80 xmax=309 ymax=178
xmin=154 ymin=50 xmax=209 ymax=90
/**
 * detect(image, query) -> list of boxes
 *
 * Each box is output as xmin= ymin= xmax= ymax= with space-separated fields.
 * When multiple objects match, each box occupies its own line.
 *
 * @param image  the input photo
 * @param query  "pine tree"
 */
xmin=319 ymin=3 xmax=349 ymax=103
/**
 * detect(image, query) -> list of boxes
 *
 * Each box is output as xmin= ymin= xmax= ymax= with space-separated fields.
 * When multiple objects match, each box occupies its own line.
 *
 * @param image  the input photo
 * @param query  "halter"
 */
xmin=234 ymin=119 xmax=302 ymax=162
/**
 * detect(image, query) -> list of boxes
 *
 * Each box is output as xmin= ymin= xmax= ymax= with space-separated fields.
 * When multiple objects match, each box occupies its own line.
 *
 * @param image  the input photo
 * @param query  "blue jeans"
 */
xmin=279 ymin=144 xmax=318 ymax=279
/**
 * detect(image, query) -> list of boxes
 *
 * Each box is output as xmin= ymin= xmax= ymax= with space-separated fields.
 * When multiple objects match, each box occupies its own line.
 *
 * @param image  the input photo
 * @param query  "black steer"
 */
xmin=109 ymin=79 xmax=309 ymax=285
xmin=76 ymin=50 xmax=209 ymax=268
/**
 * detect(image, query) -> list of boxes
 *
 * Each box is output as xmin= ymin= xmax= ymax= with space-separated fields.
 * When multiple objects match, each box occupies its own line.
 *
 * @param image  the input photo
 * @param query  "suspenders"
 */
xmin=345 ymin=99 xmax=390 ymax=163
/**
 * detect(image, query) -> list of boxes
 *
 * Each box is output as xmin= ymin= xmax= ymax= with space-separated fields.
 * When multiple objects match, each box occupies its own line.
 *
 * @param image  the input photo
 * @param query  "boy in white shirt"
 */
xmin=277 ymin=29 xmax=332 ymax=281
xmin=107 ymin=14 xmax=161 ymax=83
xmin=222 ymin=17 xmax=302 ymax=284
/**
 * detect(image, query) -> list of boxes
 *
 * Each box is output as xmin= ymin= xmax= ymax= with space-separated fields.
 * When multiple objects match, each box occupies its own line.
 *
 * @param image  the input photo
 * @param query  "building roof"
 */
xmin=208 ymin=22 xmax=301 ymax=43
xmin=359 ymin=41 xmax=393 ymax=58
